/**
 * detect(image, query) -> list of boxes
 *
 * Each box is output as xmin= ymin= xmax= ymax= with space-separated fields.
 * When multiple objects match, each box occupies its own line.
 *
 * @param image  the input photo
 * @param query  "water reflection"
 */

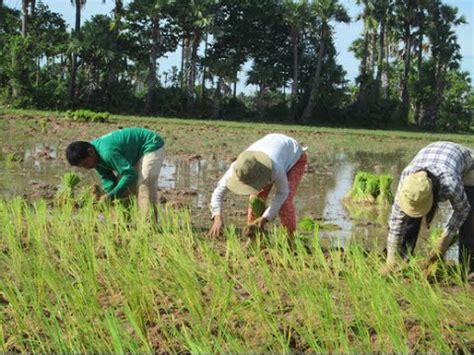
xmin=321 ymin=155 xmax=354 ymax=246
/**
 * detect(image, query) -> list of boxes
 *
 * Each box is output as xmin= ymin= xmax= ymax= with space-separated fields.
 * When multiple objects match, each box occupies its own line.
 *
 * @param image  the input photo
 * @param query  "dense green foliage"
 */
xmin=0 ymin=0 xmax=472 ymax=130
xmin=65 ymin=109 xmax=110 ymax=122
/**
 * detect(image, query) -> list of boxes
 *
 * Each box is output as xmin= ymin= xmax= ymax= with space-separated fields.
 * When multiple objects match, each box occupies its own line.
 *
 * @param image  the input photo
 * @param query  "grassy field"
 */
xmin=0 ymin=109 xmax=473 ymax=352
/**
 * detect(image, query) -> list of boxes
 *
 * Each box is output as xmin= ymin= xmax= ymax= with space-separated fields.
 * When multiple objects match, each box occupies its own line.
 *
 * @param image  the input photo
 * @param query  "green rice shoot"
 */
xmin=249 ymin=196 xmax=266 ymax=219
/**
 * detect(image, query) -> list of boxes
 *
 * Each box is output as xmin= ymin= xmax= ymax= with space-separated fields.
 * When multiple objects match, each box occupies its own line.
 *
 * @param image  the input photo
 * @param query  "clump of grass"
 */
xmin=5 ymin=153 xmax=21 ymax=162
xmin=298 ymin=216 xmax=340 ymax=232
xmin=39 ymin=120 xmax=48 ymax=134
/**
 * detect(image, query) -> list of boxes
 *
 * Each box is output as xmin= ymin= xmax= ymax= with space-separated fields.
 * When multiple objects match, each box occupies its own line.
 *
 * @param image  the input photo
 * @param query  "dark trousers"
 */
xmin=400 ymin=217 xmax=422 ymax=258
xmin=459 ymin=186 xmax=474 ymax=273
xmin=400 ymin=186 xmax=474 ymax=273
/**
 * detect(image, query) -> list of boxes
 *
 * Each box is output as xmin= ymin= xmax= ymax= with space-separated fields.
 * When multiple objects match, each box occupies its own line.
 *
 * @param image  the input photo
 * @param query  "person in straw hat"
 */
xmin=382 ymin=141 xmax=474 ymax=276
xmin=208 ymin=133 xmax=307 ymax=238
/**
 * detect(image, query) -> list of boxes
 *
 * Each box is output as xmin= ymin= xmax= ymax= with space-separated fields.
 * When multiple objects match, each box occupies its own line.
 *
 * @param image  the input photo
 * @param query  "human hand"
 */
xmin=380 ymin=262 xmax=397 ymax=276
xmin=99 ymin=194 xmax=110 ymax=204
xmin=208 ymin=215 xmax=224 ymax=237
xmin=380 ymin=255 xmax=399 ymax=276
xmin=249 ymin=216 xmax=268 ymax=229
xmin=429 ymin=231 xmax=451 ymax=259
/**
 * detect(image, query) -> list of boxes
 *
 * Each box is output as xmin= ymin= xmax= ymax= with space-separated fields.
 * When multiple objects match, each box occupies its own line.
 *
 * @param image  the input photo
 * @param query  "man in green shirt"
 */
xmin=66 ymin=127 xmax=165 ymax=217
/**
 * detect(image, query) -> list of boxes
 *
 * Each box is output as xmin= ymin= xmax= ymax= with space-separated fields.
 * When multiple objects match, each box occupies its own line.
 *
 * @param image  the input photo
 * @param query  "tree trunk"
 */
xmin=114 ymin=0 xmax=123 ymax=20
xmin=291 ymin=29 xmax=299 ymax=121
xmin=21 ymin=0 xmax=28 ymax=36
xmin=301 ymin=23 xmax=327 ymax=122
xmin=414 ymin=24 xmax=424 ymax=125
xmin=375 ymin=21 xmax=385 ymax=99
xmin=183 ymin=34 xmax=192 ymax=89
xmin=213 ymin=77 xmax=223 ymax=118
xmin=369 ymin=30 xmax=378 ymax=76
xmin=423 ymin=61 xmax=445 ymax=128
xmin=0 ymin=0 xmax=3 ymax=29
xmin=36 ymin=55 xmax=40 ymax=87
xmin=69 ymin=1 xmax=82 ymax=107
xmin=383 ymin=28 xmax=390 ymax=98
xmin=400 ymin=22 xmax=412 ymax=123
xmin=201 ymin=32 xmax=208 ymax=101
xmin=180 ymin=37 xmax=186 ymax=88
xmin=145 ymin=16 xmax=161 ymax=114
xmin=357 ymin=18 xmax=371 ymax=106
xmin=233 ymin=80 xmax=237 ymax=98
xmin=188 ymin=29 xmax=201 ymax=93
xmin=29 ymin=0 xmax=35 ymax=15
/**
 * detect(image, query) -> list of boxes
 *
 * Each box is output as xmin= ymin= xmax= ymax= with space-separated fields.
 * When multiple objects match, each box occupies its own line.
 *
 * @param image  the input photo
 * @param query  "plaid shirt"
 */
xmin=387 ymin=142 xmax=474 ymax=258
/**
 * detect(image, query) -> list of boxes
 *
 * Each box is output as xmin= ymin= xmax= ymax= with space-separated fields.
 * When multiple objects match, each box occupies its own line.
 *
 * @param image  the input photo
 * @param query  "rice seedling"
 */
xmin=0 ymin=197 xmax=472 ymax=352
xmin=249 ymin=196 xmax=266 ymax=220
xmin=376 ymin=175 xmax=394 ymax=205
xmin=298 ymin=216 xmax=339 ymax=233
xmin=55 ymin=172 xmax=81 ymax=204
xmin=5 ymin=153 xmax=21 ymax=162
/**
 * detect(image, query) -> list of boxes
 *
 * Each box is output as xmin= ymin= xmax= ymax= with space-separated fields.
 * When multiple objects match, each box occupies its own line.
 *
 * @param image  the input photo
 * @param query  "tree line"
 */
xmin=0 ymin=0 xmax=472 ymax=131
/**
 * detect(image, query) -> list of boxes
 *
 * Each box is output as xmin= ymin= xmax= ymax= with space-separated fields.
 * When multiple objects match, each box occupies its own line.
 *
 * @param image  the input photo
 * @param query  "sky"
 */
xmin=4 ymin=0 xmax=474 ymax=94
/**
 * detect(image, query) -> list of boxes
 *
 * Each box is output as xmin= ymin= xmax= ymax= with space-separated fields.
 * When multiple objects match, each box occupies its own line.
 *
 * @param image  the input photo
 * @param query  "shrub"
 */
xmin=65 ymin=109 xmax=110 ymax=123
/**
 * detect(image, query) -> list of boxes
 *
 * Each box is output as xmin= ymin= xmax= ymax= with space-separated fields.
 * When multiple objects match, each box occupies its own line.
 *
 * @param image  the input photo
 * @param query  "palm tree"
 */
xmin=301 ymin=0 xmax=349 ymax=122
xmin=422 ymin=0 xmax=465 ymax=127
xmin=282 ymin=0 xmax=309 ymax=121
xmin=0 ymin=0 xmax=3 ymax=28
xmin=354 ymin=0 xmax=377 ymax=107
xmin=21 ymin=0 xmax=29 ymax=36
xmin=413 ymin=0 xmax=428 ymax=125
xmin=127 ymin=0 xmax=172 ymax=113
xmin=373 ymin=0 xmax=392 ymax=99
xmin=395 ymin=0 xmax=417 ymax=122
xmin=69 ymin=0 xmax=86 ymax=106
xmin=175 ymin=0 xmax=215 ymax=112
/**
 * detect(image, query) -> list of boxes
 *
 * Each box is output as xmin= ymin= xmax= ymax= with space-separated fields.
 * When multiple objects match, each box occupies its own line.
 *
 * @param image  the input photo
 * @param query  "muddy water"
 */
xmin=0 ymin=141 xmax=454 ymax=253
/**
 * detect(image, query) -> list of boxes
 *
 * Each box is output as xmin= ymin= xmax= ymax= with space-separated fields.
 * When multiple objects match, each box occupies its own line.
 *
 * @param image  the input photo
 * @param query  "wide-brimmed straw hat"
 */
xmin=226 ymin=151 xmax=272 ymax=195
xmin=399 ymin=171 xmax=433 ymax=218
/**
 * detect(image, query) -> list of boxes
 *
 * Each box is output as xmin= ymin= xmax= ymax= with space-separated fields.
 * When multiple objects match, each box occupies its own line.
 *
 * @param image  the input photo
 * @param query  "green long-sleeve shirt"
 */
xmin=91 ymin=128 xmax=164 ymax=198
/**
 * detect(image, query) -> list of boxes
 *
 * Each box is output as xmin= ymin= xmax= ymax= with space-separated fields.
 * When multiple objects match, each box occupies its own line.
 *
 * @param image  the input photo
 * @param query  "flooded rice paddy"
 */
xmin=0 ymin=136 xmax=448 ymax=252
xmin=1 ymin=114 xmax=473 ymax=352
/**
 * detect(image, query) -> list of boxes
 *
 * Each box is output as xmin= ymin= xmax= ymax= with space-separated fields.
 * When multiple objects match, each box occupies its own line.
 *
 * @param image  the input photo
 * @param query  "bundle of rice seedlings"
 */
xmin=363 ymin=174 xmax=379 ymax=204
xmin=376 ymin=175 xmax=393 ymax=205
xmin=347 ymin=171 xmax=369 ymax=203
xmin=342 ymin=200 xmax=374 ymax=221
xmin=56 ymin=172 xmax=81 ymax=204
xmin=63 ymin=172 xmax=80 ymax=192
xmin=249 ymin=195 xmax=266 ymax=220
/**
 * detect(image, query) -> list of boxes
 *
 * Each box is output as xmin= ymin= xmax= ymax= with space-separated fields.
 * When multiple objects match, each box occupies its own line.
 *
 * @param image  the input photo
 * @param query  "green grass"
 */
xmin=1 ymin=108 xmax=473 ymax=163
xmin=0 ymin=197 xmax=472 ymax=352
